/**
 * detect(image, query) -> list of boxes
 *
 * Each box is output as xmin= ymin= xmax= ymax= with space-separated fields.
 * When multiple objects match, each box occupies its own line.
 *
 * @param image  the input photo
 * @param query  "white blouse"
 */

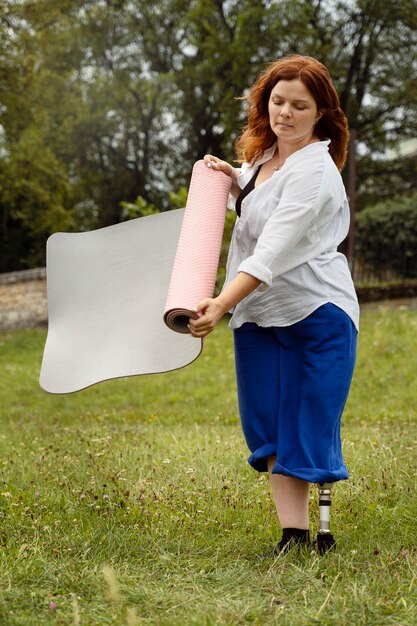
xmin=223 ymin=140 xmax=360 ymax=330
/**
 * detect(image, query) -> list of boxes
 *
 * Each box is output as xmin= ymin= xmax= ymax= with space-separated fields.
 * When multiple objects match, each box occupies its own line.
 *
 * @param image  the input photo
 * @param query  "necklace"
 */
xmin=274 ymin=160 xmax=286 ymax=171
xmin=272 ymin=150 xmax=286 ymax=171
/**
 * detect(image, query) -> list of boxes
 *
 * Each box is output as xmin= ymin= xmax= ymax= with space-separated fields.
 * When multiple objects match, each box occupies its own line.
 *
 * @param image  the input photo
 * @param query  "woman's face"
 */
xmin=268 ymin=79 xmax=321 ymax=144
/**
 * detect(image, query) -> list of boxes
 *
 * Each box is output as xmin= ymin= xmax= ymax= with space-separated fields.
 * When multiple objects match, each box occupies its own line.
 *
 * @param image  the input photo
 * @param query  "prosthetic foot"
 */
xmin=316 ymin=482 xmax=336 ymax=554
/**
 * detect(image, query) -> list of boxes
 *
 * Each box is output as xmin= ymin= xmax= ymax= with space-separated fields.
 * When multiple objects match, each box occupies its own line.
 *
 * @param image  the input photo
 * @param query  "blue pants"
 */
xmin=233 ymin=304 xmax=357 ymax=483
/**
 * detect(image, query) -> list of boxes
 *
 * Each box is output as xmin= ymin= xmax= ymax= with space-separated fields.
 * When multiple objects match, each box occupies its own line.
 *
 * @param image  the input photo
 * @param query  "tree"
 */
xmin=0 ymin=0 xmax=80 ymax=269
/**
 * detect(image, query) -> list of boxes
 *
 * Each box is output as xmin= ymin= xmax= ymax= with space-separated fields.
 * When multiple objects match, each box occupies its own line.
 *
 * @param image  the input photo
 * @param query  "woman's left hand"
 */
xmin=189 ymin=273 xmax=261 ymax=338
xmin=188 ymin=297 xmax=227 ymax=338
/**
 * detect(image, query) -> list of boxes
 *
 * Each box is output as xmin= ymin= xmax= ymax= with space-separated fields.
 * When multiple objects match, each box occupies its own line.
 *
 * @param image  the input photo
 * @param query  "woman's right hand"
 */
xmin=203 ymin=154 xmax=233 ymax=175
xmin=203 ymin=154 xmax=240 ymax=196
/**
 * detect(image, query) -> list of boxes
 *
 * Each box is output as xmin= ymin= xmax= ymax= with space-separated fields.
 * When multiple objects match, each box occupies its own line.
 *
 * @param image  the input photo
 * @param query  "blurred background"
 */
xmin=0 ymin=0 xmax=416 ymax=328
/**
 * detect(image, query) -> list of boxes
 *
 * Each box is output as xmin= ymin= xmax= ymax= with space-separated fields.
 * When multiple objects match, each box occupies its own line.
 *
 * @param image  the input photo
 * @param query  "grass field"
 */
xmin=0 ymin=306 xmax=416 ymax=625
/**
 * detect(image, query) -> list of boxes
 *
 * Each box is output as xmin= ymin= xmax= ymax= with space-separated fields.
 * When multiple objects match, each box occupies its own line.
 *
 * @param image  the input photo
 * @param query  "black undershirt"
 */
xmin=235 ymin=165 xmax=261 ymax=217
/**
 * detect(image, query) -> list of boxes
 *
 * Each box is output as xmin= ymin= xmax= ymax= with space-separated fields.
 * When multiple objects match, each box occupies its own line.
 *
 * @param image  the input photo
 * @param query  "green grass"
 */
xmin=0 ymin=306 xmax=416 ymax=625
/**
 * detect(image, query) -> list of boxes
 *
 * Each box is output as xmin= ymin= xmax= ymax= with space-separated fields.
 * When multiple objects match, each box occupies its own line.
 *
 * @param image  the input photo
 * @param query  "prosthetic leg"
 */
xmin=317 ymin=483 xmax=336 ymax=553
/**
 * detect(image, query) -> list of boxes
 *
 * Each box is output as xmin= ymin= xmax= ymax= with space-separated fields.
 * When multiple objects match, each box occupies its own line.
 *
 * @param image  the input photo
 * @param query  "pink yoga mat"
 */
xmin=164 ymin=160 xmax=231 ymax=333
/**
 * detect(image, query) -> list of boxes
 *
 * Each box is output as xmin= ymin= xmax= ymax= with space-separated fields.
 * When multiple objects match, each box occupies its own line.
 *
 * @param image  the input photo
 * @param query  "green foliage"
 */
xmin=0 ymin=121 xmax=74 ymax=270
xmin=0 ymin=308 xmax=416 ymax=624
xmin=119 ymin=186 xmax=188 ymax=222
xmin=120 ymin=196 xmax=159 ymax=220
xmin=355 ymin=193 xmax=417 ymax=279
xmin=167 ymin=187 xmax=188 ymax=210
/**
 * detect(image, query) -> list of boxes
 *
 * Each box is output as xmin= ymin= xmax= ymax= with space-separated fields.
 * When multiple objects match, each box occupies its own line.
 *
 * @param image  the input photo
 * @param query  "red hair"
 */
xmin=235 ymin=55 xmax=349 ymax=171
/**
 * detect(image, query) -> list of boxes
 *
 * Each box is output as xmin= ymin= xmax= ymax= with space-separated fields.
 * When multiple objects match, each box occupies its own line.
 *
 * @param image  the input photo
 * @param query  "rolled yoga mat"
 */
xmin=39 ymin=160 xmax=231 ymax=394
xmin=164 ymin=160 xmax=232 ymax=332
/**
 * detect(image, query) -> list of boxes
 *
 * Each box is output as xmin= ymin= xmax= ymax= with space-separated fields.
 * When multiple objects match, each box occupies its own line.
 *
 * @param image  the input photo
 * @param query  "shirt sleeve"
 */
xmin=237 ymin=155 xmax=327 ymax=287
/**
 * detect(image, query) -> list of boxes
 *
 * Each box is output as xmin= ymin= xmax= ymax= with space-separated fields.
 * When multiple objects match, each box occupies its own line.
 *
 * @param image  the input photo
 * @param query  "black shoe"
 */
xmin=316 ymin=531 xmax=336 ymax=554
xmin=274 ymin=528 xmax=310 ymax=556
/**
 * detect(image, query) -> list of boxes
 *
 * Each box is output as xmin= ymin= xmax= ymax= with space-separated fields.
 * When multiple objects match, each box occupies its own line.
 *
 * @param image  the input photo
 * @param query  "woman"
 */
xmin=189 ymin=55 xmax=359 ymax=554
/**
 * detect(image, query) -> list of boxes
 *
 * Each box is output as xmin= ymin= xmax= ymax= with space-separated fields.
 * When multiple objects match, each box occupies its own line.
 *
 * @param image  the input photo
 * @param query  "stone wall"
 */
xmin=1 ymin=267 xmax=417 ymax=332
xmin=0 ymin=268 xmax=47 ymax=331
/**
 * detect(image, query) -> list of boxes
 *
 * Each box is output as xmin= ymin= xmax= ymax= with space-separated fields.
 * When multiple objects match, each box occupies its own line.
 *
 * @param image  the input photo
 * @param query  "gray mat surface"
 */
xmin=39 ymin=209 xmax=202 ymax=394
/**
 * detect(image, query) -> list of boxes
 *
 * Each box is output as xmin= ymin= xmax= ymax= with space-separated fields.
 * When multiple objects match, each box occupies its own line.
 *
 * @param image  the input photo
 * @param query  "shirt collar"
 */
xmin=252 ymin=145 xmax=277 ymax=167
xmin=251 ymin=139 xmax=331 ymax=169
